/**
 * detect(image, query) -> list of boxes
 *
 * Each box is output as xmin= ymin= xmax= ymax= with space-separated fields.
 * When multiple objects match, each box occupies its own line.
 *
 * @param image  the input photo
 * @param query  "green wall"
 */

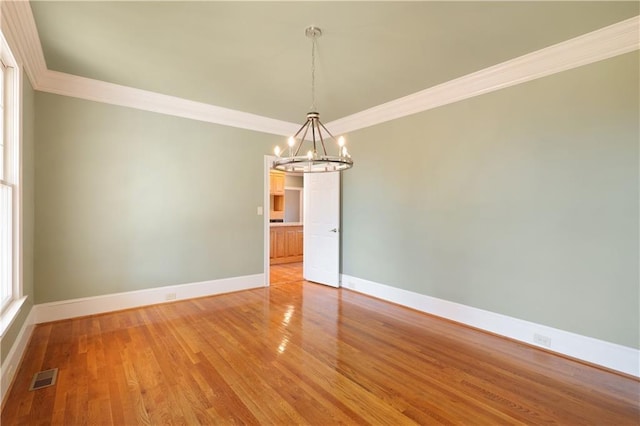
xmin=1 ymin=73 xmax=35 ymax=364
xmin=4 ymin=49 xmax=638 ymax=367
xmin=34 ymin=93 xmax=277 ymax=303
xmin=342 ymin=52 xmax=639 ymax=349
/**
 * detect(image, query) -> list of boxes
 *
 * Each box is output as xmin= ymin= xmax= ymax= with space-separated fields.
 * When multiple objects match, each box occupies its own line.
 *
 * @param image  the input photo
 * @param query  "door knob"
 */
xmin=330 ymin=228 xmax=338 ymax=233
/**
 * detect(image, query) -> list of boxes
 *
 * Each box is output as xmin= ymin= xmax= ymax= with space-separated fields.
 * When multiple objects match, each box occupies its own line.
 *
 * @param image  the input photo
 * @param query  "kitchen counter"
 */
xmin=270 ymin=222 xmax=303 ymax=227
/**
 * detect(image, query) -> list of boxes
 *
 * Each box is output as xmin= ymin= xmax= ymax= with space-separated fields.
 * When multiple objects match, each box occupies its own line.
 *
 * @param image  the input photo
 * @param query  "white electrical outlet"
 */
xmin=257 ymin=206 xmax=263 ymax=215
xmin=533 ymin=333 xmax=552 ymax=348
xmin=165 ymin=292 xmax=177 ymax=301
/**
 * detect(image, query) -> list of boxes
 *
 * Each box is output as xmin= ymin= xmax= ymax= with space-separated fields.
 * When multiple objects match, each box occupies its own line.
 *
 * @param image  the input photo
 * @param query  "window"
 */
xmin=0 ymin=31 xmax=23 ymax=332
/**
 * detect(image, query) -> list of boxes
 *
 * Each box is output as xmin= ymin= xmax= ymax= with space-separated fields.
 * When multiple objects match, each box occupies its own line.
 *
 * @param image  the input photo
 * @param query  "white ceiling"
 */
xmin=27 ymin=1 xmax=639 ymax=126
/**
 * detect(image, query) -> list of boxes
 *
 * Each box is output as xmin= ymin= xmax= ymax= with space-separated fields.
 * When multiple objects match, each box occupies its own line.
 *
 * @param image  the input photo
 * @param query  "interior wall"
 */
xmin=34 ymin=93 xmax=277 ymax=304
xmin=285 ymin=175 xmax=303 ymax=188
xmin=342 ymin=52 xmax=639 ymax=349
xmin=284 ymin=175 xmax=303 ymax=223
xmin=284 ymin=190 xmax=301 ymax=223
xmin=1 ymin=73 xmax=35 ymax=364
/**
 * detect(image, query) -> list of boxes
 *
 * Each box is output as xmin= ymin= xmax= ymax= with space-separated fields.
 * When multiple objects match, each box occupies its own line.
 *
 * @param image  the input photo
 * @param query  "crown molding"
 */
xmin=1 ymin=1 xmax=638 ymax=137
xmin=1 ymin=0 xmax=299 ymax=136
xmin=38 ymin=69 xmax=300 ymax=136
xmin=326 ymin=15 xmax=640 ymax=135
xmin=0 ymin=0 xmax=46 ymax=88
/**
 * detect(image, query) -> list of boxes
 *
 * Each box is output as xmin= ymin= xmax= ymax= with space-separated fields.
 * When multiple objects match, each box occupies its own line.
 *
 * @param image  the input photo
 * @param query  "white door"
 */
xmin=303 ymin=172 xmax=340 ymax=287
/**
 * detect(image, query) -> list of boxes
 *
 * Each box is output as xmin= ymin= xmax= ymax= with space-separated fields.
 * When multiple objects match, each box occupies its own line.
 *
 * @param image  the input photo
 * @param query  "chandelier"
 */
xmin=272 ymin=26 xmax=353 ymax=173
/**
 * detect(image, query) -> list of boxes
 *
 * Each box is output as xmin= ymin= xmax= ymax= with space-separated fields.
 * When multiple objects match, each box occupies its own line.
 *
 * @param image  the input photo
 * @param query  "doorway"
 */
xmin=263 ymin=156 xmax=342 ymax=288
xmin=264 ymin=156 xmax=304 ymax=285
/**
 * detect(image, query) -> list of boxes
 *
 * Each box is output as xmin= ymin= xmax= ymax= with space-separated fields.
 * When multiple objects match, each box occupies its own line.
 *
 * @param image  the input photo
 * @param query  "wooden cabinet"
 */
xmin=270 ymin=194 xmax=284 ymax=220
xmin=269 ymin=171 xmax=285 ymax=220
xmin=270 ymin=171 xmax=285 ymax=195
xmin=270 ymin=225 xmax=303 ymax=264
xmin=271 ymin=227 xmax=286 ymax=259
xmin=285 ymin=227 xmax=303 ymax=257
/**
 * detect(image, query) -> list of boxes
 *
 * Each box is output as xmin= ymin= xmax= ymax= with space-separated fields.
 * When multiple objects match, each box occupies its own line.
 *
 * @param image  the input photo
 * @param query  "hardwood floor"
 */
xmin=270 ymin=262 xmax=303 ymax=285
xmin=3 ymin=265 xmax=639 ymax=424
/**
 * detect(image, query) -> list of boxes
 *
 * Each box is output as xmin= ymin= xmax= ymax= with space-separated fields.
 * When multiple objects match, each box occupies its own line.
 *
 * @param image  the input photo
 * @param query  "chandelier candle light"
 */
xmin=272 ymin=26 xmax=353 ymax=173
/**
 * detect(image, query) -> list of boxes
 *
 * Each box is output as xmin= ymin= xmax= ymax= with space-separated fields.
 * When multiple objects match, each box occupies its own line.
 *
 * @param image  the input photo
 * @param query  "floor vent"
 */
xmin=28 ymin=368 xmax=58 ymax=391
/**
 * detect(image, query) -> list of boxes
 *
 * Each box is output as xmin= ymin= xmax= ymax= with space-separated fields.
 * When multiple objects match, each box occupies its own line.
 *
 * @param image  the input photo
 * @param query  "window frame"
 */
xmin=0 ymin=30 xmax=26 ymax=337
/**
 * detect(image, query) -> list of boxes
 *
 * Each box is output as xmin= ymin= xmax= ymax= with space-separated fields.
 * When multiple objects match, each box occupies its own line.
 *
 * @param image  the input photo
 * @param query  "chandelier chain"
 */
xmin=310 ymin=34 xmax=316 ymax=112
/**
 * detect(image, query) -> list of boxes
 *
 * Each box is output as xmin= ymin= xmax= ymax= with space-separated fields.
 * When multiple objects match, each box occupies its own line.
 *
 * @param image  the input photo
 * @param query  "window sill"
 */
xmin=0 ymin=296 xmax=28 ymax=338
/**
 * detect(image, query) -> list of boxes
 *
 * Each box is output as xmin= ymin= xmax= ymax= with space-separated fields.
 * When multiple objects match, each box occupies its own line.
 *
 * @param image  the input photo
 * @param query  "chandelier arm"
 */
xmin=311 ymin=118 xmax=317 ymax=154
xmin=317 ymin=120 xmax=337 ymax=141
xmin=293 ymin=120 xmax=311 ymax=157
xmin=316 ymin=119 xmax=328 ymax=156
xmin=291 ymin=120 xmax=309 ymax=139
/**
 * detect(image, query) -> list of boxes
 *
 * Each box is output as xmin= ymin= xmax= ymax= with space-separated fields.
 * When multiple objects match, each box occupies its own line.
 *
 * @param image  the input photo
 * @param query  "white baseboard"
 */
xmin=33 ymin=273 xmax=265 ymax=324
xmin=1 ymin=306 xmax=35 ymax=408
xmin=3 ymin=272 xmax=635 ymax=411
xmin=341 ymin=274 xmax=639 ymax=377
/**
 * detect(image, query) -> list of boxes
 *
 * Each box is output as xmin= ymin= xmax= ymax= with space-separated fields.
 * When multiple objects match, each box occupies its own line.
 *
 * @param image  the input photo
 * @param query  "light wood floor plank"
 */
xmin=2 ymin=263 xmax=638 ymax=424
